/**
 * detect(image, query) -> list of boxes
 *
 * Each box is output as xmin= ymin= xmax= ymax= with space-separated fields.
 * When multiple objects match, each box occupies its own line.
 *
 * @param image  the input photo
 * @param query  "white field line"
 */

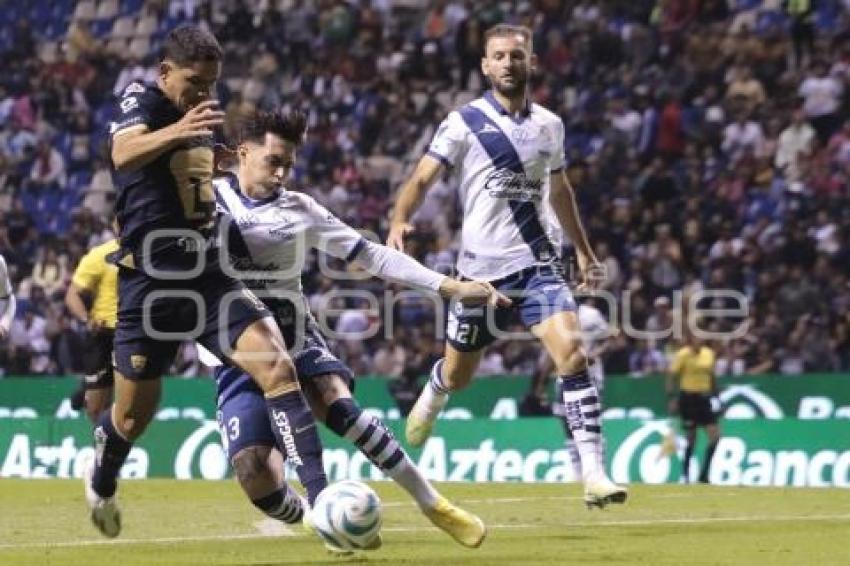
xmin=1 ymin=504 xmax=848 ymax=551
xmin=252 ymin=518 xmax=296 ymax=537
xmin=381 ymin=491 xmax=738 ymax=507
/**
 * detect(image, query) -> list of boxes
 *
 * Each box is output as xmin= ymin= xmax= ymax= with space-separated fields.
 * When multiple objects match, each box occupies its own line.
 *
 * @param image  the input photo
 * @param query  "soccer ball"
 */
xmin=310 ymin=480 xmax=382 ymax=551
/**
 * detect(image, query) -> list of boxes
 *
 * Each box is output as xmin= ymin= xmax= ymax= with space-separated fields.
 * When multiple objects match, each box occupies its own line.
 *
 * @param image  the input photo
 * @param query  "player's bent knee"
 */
xmin=111 ymin=404 xmax=156 ymax=441
xmin=113 ymin=414 xmax=148 ymax=441
xmin=253 ymin=356 xmax=298 ymax=392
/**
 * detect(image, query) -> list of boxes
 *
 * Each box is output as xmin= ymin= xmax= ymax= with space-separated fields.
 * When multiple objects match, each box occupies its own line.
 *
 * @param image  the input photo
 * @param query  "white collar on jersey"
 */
xmin=222 ymin=172 xmax=281 ymax=209
xmin=483 ymin=90 xmax=532 ymax=122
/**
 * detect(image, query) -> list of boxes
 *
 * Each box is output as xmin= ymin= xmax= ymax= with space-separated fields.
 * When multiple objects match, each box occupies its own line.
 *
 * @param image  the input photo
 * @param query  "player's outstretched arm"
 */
xmin=387 ymin=155 xmax=445 ymax=251
xmin=348 ymin=240 xmax=510 ymax=307
xmin=549 ymin=170 xmax=602 ymax=290
xmin=111 ymin=101 xmax=224 ymax=172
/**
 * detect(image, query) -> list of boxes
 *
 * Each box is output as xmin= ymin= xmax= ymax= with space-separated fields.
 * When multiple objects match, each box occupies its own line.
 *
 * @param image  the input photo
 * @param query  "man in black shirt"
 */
xmin=84 ymin=25 xmax=327 ymax=541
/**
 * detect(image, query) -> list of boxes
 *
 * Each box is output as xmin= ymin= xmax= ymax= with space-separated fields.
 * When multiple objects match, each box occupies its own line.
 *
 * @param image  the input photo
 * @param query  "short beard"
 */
xmin=490 ymin=76 xmax=528 ymax=98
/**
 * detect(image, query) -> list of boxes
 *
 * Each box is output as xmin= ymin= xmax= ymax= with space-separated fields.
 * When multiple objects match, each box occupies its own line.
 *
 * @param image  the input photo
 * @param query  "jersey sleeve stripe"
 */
xmin=425 ymin=150 xmax=452 ymax=168
xmin=345 ymin=237 xmax=367 ymax=262
xmin=111 ymin=123 xmax=147 ymax=139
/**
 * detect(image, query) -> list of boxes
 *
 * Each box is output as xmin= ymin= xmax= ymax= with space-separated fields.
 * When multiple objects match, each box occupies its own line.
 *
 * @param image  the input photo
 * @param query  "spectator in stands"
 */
xmin=799 ymin=60 xmax=843 ymax=143
xmin=0 ymin=0 xmax=848 ymax=379
xmin=8 ymin=306 xmax=51 ymax=374
xmin=27 ymin=139 xmax=66 ymax=192
xmin=629 ymin=339 xmax=667 ymax=377
xmin=30 ymin=247 xmax=67 ymax=300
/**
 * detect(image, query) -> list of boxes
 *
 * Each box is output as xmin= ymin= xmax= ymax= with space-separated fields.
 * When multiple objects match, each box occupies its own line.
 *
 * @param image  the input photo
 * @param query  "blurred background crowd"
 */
xmin=1 ymin=0 xmax=849 ymax=379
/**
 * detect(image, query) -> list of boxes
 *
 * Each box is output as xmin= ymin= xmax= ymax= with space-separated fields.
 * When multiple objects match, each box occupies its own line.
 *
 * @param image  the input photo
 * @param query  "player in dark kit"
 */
xmin=83 ymin=25 xmax=327 ymax=540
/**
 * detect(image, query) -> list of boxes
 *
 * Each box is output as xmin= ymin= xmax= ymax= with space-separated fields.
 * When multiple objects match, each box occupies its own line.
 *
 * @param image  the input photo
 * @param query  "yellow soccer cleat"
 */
xmin=583 ymin=475 xmax=628 ymax=509
xmin=405 ymin=396 xmax=440 ymax=447
xmin=422 ymin=497 xmax=487 ymax=548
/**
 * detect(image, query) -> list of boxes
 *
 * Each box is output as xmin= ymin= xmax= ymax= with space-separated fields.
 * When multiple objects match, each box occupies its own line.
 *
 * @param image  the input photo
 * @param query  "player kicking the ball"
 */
xmin=387 ymin=24 xmax=626 ymax=508
xmin=205 ymin=109 xmax=505 ymax=548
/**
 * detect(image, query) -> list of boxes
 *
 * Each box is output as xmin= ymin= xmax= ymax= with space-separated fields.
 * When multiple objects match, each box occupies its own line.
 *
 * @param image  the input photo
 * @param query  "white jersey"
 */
xmin=579 ymin=304 xmax=608 ymax=386
xmin=214 ymin=174 xmax=444 ymax=316
xmin=0 ymin=255 xmax=11 ymax=299
xmin=0 ymin=254 xmax=15 ymax=333
xmin=427 ymin=91 xmax=567 ymax=280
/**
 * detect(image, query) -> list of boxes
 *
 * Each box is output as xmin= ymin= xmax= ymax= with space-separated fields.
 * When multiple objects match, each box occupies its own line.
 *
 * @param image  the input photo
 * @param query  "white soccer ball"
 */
xmin=310 ymin=480 xmax=382 ymax=551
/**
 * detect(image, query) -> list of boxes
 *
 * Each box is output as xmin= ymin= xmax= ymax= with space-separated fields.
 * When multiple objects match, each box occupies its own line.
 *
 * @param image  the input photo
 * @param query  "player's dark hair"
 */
xmin=484 ymin=24 xmax=533 ymax=50
xmin=238 ymin=110 xmax=308 ymax=146
xmin=161 ymin=25 xmax=223 ymax=66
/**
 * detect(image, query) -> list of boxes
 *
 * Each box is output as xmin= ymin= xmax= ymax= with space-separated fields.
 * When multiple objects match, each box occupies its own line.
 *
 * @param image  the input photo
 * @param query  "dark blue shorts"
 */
xmin=113 ymin=266 xmax=270 ymax=380
xmin=215 ymin=313 xmax=354 ymax=460
xmin=447 ymin=263 xmax=576 ymax=352
xmin=217 ymin=386 xmax=275 ymax=460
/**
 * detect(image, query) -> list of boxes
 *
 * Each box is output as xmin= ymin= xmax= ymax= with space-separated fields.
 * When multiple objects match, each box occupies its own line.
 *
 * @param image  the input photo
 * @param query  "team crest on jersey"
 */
xmin=130 ymin=355 xmax=147 ymax=371
xmin=511 ymin=128 xmax=532 ymax=144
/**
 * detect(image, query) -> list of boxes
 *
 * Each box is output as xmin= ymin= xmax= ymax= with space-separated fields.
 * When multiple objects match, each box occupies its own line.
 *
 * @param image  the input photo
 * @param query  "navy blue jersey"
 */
xmin=109 ymin=82 xmax=219 ymax=274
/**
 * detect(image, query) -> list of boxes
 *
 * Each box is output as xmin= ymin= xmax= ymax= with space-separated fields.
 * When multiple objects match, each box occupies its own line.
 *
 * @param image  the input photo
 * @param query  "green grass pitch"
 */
xmin=1 ymin=479 xmax=848 ymax=565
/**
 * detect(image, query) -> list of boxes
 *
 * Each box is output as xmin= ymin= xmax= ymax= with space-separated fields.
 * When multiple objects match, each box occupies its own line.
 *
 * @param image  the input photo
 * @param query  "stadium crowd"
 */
xmin=1 ymin=0 xmax=849 ymax=379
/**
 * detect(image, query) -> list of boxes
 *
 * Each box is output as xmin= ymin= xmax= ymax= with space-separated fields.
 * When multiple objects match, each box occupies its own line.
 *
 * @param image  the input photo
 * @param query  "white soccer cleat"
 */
xmin=405 ymin=394 xmax=440 ymax=447
xmin=583 ymin=474 xmax=628 ymax=510
xmin=83 ymin=459 xmax=121 ymax=537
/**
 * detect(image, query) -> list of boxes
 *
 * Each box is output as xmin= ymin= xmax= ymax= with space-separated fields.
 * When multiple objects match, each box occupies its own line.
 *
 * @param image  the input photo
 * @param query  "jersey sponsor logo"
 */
xmin=267 ymin=220 xmax=296 ymax=241
xmin=235 ymin=212 xmax=260 ymax=227
xmin=123 ymin=82 xmax=146 ymax=96
xmin=478 ymin=122 xmax=501 ymax=135
xmin=484 ymin=169 xmax=544 ymax=201
xmin=120 ymin=96 xmax=139 ymax=113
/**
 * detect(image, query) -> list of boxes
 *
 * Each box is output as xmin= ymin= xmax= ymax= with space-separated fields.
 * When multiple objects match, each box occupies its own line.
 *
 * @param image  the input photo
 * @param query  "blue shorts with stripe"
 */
xmin=447 ymin=262 xmax=577 ymax=352
xmin=214 ymin=310 xmax=353 ymax=460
